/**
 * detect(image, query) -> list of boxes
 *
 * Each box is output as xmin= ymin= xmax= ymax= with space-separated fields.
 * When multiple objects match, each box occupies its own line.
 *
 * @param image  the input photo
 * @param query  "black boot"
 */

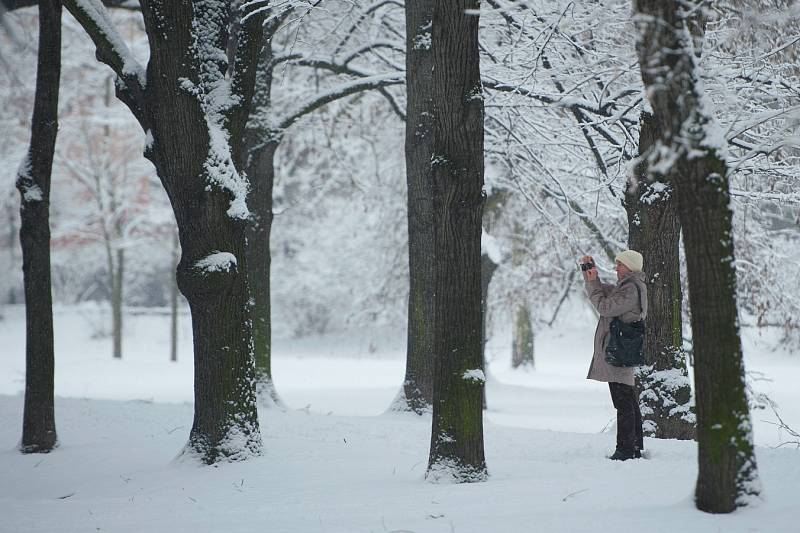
xmin=609 ymin=448 xmax=637 ymax=461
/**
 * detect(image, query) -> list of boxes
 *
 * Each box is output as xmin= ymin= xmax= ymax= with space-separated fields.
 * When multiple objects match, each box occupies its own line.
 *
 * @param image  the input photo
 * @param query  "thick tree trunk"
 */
xmin=425 ymin=0 xmax=487 ymax=483
xmin=397 ymin=0 xmax=437 ymax=414
xmin=511 ymin=304 xmax=534 ymax=369
xmin=633 ymin=0 xmax=759 ymax=511
xmin=17 ymin=0 xmax=61 ymax=454
xmin=62 ymin=0 xmax=265 ymax=464
xmin=626 ymin=112 xmax=694 ymax=440
xmin=137 ymin=0 xmax=264 ymax=464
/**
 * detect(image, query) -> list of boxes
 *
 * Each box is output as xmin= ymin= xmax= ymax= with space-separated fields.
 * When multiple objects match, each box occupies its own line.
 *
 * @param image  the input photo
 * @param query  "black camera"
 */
xmin=580 ymin=261 xmax=595 ymax=272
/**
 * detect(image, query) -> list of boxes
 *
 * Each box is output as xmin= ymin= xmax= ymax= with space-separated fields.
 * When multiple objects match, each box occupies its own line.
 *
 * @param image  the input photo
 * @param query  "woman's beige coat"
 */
xmin=584 ymin=271 xmax=648 ymax=386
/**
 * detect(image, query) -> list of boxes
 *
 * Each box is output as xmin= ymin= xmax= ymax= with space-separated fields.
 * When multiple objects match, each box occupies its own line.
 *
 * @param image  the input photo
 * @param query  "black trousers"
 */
xmin=608 ymin=382 xmax=643 ymax=452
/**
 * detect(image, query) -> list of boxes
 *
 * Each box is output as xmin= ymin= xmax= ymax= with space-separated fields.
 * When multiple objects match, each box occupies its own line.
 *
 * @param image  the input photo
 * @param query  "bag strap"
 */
xmin=632 ymin=282 xmax=644 ymax=321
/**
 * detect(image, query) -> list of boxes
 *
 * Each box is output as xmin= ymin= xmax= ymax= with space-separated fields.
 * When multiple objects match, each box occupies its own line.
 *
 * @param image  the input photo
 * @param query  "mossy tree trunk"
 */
xmin=17 ymin=0 xmax=61 ymax=454
xmin=424 ymin=0 xmax=487 ymax=483
xmin=633 ymin=0 xmax=759 ymax=512
xmin=626 ymin=111 xmax=694 ymax=440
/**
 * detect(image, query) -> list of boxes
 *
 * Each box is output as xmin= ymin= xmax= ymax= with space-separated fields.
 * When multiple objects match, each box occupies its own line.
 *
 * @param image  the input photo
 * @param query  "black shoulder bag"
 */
xmin=604 ymin=283 xmax=645 ymax=367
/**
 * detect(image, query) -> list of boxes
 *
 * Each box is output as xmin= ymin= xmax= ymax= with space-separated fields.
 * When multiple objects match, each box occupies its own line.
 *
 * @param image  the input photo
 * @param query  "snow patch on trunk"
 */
xmin=463 ymin=368 xmax=486 ymax=383
xmin=194 ymin=251 xmax=237 ymax=273
xmin=187 ymin=1 xmax=251 ymax=220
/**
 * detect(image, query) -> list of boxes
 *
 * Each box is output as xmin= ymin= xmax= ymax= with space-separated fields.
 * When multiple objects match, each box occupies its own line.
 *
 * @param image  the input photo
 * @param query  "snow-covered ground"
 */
xmin=0 ymin=304 xmax=798 ymax=532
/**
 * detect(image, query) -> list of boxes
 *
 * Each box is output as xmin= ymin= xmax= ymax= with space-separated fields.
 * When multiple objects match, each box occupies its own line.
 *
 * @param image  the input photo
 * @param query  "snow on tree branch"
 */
xmin=62 ymin=0 xmax=147 ymax=126
xmin=276 ymin=72 xmax=404 ymax=132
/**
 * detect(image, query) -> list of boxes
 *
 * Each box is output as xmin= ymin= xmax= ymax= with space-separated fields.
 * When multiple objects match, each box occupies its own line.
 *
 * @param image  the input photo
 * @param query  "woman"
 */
xmin=581 ymin=250 xmax=647 ymax=461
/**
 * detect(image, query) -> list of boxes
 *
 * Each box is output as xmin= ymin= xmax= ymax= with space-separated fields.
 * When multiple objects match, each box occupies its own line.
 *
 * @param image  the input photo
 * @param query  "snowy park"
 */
xmin=1 ymin=304 xmax=799 ymax=533
xmin=2 ymin=0 xmax=800 ymax=532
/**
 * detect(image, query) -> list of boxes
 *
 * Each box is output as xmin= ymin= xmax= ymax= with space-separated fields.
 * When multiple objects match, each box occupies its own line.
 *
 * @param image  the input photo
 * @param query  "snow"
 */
xmin=0 ymin=304 xmax=799 ymax=531
xmin=413 ymin=22 xmax=432 ymax=51
xmin=71 ymin=0 xmax=147 ymax=87
xmin=481 ymin=228 xmax=503 ymax=264
xmin=639 ymin=181 xmax=671 ymax=205
xmin=15 ymin=155 xmax=43 ymax=203
xmin=463 ymin=368 xmax=486 ymax=383
xmin=194 ymin=252 xmax=237 ymax=273
xmin=22 ymin=184 xmax=43 ymax=203
xmin=185 ymin=4 xmax=251 ymax=220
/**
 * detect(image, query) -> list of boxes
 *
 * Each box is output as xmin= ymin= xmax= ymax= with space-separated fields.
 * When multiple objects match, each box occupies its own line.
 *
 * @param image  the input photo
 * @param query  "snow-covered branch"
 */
xmin=277 ymin=72 xmax=404 ymax=131
xmin=61 ymin=0 xmax=147 ymax=128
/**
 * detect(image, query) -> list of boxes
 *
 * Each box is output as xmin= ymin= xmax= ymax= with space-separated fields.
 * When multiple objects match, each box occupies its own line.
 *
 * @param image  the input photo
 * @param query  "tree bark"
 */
xmin=626 ymin=111 xmax=694 ymax=440
xmin=17 ymin=0 xmax=61 ymax=454
xmin=425 ymin=0 xmax=487 ymax=483
xmin=633 ymin=0 xmax=759 ymax=512
xmin=397 ymin=0 xmax=436 ymax=414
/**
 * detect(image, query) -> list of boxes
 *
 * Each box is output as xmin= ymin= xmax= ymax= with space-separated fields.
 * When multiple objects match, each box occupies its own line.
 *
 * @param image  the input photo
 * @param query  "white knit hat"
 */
xmin=615 ymin=250 xmax=644 ymax=272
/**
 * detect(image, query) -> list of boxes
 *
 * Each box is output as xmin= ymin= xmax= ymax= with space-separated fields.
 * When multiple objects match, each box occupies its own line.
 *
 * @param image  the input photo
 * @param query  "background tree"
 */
xmin=242 ymin=1 xmax=404 ymax=407
xmin=398 ymin=0 xmax=437 ymax=414
xmin=633 ymin=0 xmax=760 ymax=512
xmin=16 ymin=0 xmax=60 ymax=454
xmin=424 ymin=0 xmax=487 ymax=483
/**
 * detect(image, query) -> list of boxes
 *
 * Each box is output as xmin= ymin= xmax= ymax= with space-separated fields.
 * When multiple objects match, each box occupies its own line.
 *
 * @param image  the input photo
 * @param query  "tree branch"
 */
xmin=276 ymin=72 xmax=404 ymax=131
xmin=230 ymin=2 xmax=267 ymax=140
xmin=61 ymin=0 xmax=147 ymax=128
xmin=3 ymin=0 xmax=138 ymax=10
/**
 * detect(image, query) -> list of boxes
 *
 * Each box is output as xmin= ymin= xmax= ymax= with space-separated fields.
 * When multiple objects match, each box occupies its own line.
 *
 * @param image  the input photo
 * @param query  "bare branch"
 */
xmin=277 ymin=72 xmax=404 ymax=131
xmin=2 ymin=0 xmax=139 ymax=10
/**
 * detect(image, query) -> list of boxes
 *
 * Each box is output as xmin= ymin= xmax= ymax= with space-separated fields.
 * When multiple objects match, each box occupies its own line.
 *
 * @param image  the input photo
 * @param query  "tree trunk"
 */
xmin=243 ymin=25 xmax=284 ymax=408
xmin=244 ymin=136 xmax=282 ymax=407
xmin=170 ymin=229 xmax=179 ymax=362
xmin=111 ymin=246 xmax=123 ymax=359
xmin=480 ymin=252 xmax=498 ymax=409
xmin=675 ymin=153 xmax=759 ymax=512
xmin=512 ymin=303 xmax=534 ymax=369
xmin=62 ymin=0 xmax=266 ymax=463
xmin=633 ymin=0 xmax=759 ymax=512
xmin=397 ymin=0 xmax=437 ymax=414
xmin=17 ymin=0 xmax=61 ymax=454
xmin=138 ymin=0 xmax=264 ymax=463
xmin=425 ymin=0 xmax=487 ymax=483
xmin=626 ymin=111 xmax=694 ymax=440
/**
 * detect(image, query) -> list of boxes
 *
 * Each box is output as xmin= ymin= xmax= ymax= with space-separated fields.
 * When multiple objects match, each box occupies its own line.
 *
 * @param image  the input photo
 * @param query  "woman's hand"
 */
xmin=580 ymin=255 xmax=597 ymax=281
